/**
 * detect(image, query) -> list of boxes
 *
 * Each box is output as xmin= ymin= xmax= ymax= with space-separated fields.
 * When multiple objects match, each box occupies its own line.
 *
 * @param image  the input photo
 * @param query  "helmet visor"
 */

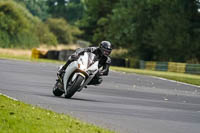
xmin=102 ymin=48 xmax=111 ymax=56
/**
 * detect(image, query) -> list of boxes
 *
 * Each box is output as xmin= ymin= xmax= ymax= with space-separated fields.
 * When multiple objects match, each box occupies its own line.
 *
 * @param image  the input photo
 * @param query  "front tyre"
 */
xmin=65 ymin=75 xmax=84 ymax=98
xmin=53 ymin=81 xmax=64 ymax=96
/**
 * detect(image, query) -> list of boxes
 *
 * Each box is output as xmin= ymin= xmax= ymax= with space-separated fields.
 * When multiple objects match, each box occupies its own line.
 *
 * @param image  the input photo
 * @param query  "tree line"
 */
xmin=79 ymin=0 xmax=200 ymax=63
xmin=0 ymin=0 xmax=82 ymax=48
xmin=0 ymin=0 xmax=200 ymax=63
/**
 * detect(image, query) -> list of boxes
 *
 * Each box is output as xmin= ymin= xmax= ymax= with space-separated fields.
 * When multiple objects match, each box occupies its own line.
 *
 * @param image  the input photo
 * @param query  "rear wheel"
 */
xmin=65 ymin=75 xmax=84 ymax=98
xmin=52 ymin=81 xmax=64 ymax=96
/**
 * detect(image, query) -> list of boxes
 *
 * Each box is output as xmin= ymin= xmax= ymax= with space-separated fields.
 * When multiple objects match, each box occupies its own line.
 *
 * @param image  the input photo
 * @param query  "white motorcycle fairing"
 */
xmin=63 ymin=52 xmax=99 ymax=96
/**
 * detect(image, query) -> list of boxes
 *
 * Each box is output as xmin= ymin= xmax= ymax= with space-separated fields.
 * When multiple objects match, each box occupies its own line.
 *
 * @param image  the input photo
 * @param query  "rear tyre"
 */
xmin=52 ymin=81 xmax=64 ymax=96
xmin=65 ymin=75 xmax=84 ymax=98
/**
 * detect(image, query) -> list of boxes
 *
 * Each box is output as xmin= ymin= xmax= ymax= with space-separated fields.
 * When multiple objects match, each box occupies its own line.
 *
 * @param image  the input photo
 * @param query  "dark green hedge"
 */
xmin=0 ymin=0 xmax=57 ymax=48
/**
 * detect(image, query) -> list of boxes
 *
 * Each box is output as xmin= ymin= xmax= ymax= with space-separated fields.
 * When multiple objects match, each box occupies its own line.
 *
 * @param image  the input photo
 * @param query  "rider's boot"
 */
xmin=88 ymin=75 xmax=103 ymax=86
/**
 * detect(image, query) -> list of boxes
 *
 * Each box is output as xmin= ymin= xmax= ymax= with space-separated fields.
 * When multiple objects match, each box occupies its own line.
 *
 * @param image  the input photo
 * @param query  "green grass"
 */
xmin=0 ymin=53 xmax=30 ymax=61
xmin=111 ymin=66 xmax=200 ymax=86
xmin=0 ymin=53 xmax=65 ymax=64
xmin=0 ymin=94 xmax=113 ymax=133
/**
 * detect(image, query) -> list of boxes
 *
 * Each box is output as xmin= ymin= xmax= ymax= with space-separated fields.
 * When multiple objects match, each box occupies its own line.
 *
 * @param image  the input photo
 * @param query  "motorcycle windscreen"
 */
xmin=86 ymin=52 xmax=99 ymax=73
xmin=78 ymin=52 xmax=96 ymax=70
xmin=87 ymin=52 xmax=96 ymax=68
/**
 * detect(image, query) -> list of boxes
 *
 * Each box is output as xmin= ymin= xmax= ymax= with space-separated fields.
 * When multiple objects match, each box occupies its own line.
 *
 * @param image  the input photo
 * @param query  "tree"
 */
xmin=183 ymin=0 xmax=200 ymax=62
xmin=14 ymin=0 xmax=50 ymax=20
xmin=0 ymin=0 xmax=57 ymax=48
xmin=80 ymin=0 xmax=200 ymax=62
xmin=105 ymin=0 xmax=161 ymax=60
xmin=0 ymin=0 xmax=39 ymax=48
xmin=47 ymin=0 xmax=84 ymax=24
xmin=78 ymin=0 xmax=119 ymax=44
xmin=149 ymin=0 xmax=190 ymax=61
xmin=106 ymin=0 xmax=200 ymax=62
xmin=46 ymin=18 xmax=82 ymax=44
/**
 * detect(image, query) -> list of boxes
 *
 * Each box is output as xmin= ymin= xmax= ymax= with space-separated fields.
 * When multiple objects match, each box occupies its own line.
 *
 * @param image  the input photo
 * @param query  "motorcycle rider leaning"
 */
xmin=57 ymin=41 xmax=112 ymax=86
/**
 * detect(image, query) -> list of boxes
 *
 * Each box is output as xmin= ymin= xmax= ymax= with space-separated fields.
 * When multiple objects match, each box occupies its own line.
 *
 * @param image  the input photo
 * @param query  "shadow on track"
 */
xmin=37 ymin=93 xmax=102 ymax=103
xmin=70 ymin=97 xmax=102 ymax=103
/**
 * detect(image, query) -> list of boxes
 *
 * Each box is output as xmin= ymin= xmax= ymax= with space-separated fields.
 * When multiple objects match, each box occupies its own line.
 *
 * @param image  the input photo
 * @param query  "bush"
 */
xmin=0 ymin=0 xmax=39 ymax=48
xmin=0 ymin=0 xmax=57 ymax=48
xmin=0 ymin=30 xmax=10 ymax=47
xmin=46 ymin=18 xmax=82 ymax=44
xmin=11 ymin=31 xmax=40 ymax=48
xmin=35 ymin=22 xmax=58 ymax=46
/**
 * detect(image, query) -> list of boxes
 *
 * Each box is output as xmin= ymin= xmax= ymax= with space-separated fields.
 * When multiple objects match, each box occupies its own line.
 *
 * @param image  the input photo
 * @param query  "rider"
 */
xmin=57 ymin=41 xmax=112 ymax=86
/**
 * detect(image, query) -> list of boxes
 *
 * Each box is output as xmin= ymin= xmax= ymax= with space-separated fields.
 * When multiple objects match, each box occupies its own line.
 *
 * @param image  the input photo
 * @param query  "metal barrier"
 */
xmin=31 ymin=48 xmax=200 ymax=75
xmin=168 ymin=62 xmax=186 ymax=73
xmin=156 ymin=62 xmax=168 ymax=71
xmin=46 ymin=50 xmax=59 ymax=60
xmin=58 ymin=50 xmax=75 ymax=61
xmin=139 ymin=60 xmax=200 ymax=74
xmin=145 ymin=61 xmax=156 ymax=70
xmin=186 ymin=64 xmax=200 ymax=74
xmin=31 ymin=48 xmax=46 ymax=59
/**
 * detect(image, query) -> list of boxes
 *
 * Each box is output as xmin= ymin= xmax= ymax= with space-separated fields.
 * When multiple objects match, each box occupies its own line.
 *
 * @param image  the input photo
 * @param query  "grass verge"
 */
xmin=0 ymin=53 xmax=65 ymax=64
xmin=0 ymin=94 xmax=113 ymax=133
xmin=0 ymin=52 xmax=30 ymax=61
xmin=111 ymin=66 xmax=200 ymax=86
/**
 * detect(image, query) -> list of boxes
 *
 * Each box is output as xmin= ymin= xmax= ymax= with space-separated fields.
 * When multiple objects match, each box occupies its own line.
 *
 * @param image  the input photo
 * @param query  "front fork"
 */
xmin=57 ymin=73 xmax=64 ymax=82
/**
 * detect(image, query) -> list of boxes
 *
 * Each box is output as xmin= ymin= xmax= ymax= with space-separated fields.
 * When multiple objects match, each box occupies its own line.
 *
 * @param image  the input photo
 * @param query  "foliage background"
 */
xmin=0 ymin=0 xmax=82 ymax=48
xmin=0 ymin=0 xmax=200 ymax=63
xmin=79 ymin=0 xmax=200 ymax=63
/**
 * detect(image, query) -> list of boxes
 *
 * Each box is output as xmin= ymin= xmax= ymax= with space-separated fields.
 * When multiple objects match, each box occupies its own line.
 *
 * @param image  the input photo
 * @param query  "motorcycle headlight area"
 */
xmin=77 ymin=64 xmax=95 ymax=76
xmin=77 ymin=63 xmax=86 ymax=70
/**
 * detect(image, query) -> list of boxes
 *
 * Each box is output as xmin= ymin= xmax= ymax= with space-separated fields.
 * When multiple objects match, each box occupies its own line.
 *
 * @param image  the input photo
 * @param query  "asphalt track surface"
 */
xmin=0 ymin=59 xmax=200 ymax=133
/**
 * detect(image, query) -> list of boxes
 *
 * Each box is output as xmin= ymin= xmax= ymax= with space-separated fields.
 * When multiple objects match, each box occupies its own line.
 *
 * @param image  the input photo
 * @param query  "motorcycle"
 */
xmin=52 ymin=52 xmax=99 ymax=98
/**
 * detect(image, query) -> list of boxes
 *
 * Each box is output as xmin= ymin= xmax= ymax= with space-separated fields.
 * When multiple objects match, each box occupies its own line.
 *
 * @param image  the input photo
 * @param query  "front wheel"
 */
xmin=65 ymin=75 xmax=84 ymax=98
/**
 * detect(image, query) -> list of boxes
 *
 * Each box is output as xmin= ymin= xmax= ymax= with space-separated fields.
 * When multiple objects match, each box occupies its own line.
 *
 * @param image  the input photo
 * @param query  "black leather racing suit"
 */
xmin=61 ymin=47 xmax=111 ymax=85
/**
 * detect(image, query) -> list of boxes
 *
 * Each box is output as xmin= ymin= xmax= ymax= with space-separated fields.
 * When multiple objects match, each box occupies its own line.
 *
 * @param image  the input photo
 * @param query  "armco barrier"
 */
xmin=139 ymin=60 xmax=145 ymax=69
xmin=31 ymin=48 xmax=40 ymax=59
xmin=140 ymin=60 xmax=200 ymax=74
xmin=31 ymin=48 xmax=46 ymax=59
xmin=58 ymin=50 xmax=75 ymax=61
xmin=168 ymin=62 xmax=186 ymax=73
xmin=111 ymin=58 xmax=126 ymax=67
xmin=186 ymin=64 xmax=200 ymax=74
xmin=46 ymin=50 xmax=59 ymax=60
xmin=145 ymin=61 xmax=156 ymax=70
xmin=156 ymin=62 xmax=168 ymax=71
xmin=33 ymin=48 xmax=200 ymax=75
